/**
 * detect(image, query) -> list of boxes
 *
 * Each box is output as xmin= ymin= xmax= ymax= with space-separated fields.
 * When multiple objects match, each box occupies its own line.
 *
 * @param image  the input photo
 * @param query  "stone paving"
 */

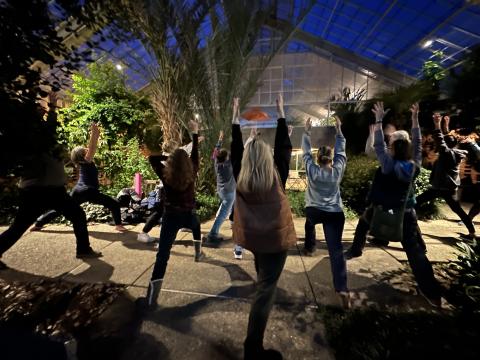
xmin=0 ymin=205 xmax=471 ymax=359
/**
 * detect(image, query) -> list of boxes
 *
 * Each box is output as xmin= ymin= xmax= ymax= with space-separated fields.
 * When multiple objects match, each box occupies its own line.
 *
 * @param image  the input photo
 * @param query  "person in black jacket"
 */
xmin=415 ymin=113 xmax=475 ymax=239
xmin=138 ymin=119 xmax=204 ymax=311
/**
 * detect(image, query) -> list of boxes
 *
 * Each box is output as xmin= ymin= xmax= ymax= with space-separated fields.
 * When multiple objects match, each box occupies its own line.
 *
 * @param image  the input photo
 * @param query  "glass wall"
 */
xmin=246 ymin=51 xmax=395 ymax=127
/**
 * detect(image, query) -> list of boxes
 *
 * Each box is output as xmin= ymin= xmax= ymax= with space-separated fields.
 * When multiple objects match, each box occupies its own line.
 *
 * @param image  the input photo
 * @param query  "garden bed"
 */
xmin=0 ymin=279 xmax=135 ymax=360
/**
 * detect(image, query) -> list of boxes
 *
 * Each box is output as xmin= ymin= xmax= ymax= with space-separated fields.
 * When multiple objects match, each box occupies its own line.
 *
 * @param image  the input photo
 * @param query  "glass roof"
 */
xmin=48 ymin=0 xmax=480 ymax=91
xmin=282 ymin=0 xmax=480 ymax=77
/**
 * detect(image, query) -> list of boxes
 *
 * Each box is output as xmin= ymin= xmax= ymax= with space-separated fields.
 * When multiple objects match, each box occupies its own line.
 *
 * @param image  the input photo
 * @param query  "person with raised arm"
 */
xmin=0 ymin=97 xmax=101 ymax=269
xmin=231 ymin=95 xmax=296 ymax=359
xmin=203 ymin=129 xmax=239 ymax=259
xmin=31 ymin=123 xmax=128 ymax=233
xmin=415 ymin=113 xmax=474 ymax=239
xmin=138 ymin=118 xmax=204 ymax=311
xmin=302 ymin=115 xmax=351 ymax=308
xmin=369 ymin=102 xmax=442 ymax=307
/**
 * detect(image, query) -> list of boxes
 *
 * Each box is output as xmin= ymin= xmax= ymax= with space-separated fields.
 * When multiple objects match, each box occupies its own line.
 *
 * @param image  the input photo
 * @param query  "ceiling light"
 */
xmin=422 ymin=39 xmax=434 ymax=48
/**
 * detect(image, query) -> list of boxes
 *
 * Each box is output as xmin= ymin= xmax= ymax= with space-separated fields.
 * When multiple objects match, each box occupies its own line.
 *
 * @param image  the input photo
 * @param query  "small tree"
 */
xmin=59 ymin=61 xmax=158 ymax=191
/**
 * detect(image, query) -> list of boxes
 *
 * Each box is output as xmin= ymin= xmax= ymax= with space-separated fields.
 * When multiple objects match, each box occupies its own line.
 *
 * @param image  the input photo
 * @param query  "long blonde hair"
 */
xmin=237 ymin=138 xmax=276 ymax=193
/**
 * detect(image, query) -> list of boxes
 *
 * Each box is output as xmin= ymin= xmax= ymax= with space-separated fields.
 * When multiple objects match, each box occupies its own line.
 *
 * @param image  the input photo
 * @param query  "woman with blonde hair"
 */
xmin=231 ymin=96 xmax=296 ymax=360
xmin=139 ymin=119 xmax=204 ymax=310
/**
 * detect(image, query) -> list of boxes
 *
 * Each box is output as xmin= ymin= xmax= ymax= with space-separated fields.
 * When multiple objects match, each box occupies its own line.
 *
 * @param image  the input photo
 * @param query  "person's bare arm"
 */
xmin=84 ymin=123 xmax=100 ymax=162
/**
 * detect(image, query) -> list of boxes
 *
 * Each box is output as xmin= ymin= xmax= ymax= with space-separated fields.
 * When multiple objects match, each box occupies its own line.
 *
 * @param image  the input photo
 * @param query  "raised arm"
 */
xmin=230 ymin=97 xmax=243 ymax=181
xmin=410 ymin=103 xmax=422 ymax=167
xmin=212 ymin=130 xmax=224 ymax=162
xmin=443 ymin=115 xmax=450 ymax=135
xmin=432 ymin=112 xmax=449 ymax=153
xmin=84 ymin=123 xmax=100 ymax=162
xmin=274 ymin=94 xmax=292 ymax=189
xmin=302 ymin=117 xmax=315 ymax=172
xmin=188 ymin=119 xmax=199 ymax=174
xmin=372 ymin=102 xmax=394 ymax=173
xmin=364 ymin=124 xmax=376 ymax=158
xmin=332 ymin=116 xmax=347 ymax=177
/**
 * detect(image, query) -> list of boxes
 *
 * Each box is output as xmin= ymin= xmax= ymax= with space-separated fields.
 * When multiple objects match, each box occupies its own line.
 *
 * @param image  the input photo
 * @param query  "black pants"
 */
xmin=304 ymin=207 xmax=347 ymax=292
xmin=0 ymin=187 xmax=90 ymax=256
xmin=35 ymin=187 xmax=122 ymax=227
xmin=349 ymin=204 xmax=427 ymax=255
xmin=244 ymin=251 xmax=287 ymax=355
xmin=416 ymin=187 xmax=475 ymax=234
xmin=142 ymin=202 xmax=164 ymax=233
xmin=401 ymin=210 xmax=441 ymax=299
xmin=466 ymin=184 xmax=480 ymax=220
xmin=150 ymin=210 xmax=201 ymax=280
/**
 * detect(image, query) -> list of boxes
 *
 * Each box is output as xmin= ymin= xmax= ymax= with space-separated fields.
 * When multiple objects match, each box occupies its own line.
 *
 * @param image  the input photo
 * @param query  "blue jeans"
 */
xmin=305 ymin=207 xmax=347 ymax=292
xmin=209 ymin=191 xmax=235 ymax=236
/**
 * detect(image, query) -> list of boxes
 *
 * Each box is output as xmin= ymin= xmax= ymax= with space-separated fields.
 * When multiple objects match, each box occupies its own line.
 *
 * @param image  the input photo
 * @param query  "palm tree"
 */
xmin=112 ymin=0 xmax=315 ymax=190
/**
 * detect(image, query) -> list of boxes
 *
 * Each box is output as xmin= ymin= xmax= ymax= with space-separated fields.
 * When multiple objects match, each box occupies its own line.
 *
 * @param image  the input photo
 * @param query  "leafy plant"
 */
xmin=422 ymin=51 xmax=447 ymax=82
xmin=449 ymin=241 xmax=480 ymax=314
xmin=100 ymin=138 xmax=158 ymax=195
xmin=287 ymin=190 xmax=358 ymax=220
xmin=340 ymin=155 xmax=378 ymax=214
xmin=322 ymin=306 xmax=480 ymax=360
xmin=414 ymin=167 xmax=443 ymax=220
xmin=196 ymin=193 xmax=220 ymax=223
xmin=58 ymin=61 xmax=156 ymax=149
xmin=57 ymin=62 xmax=159 ymax=194
xmin=110 ymin=0 xmax=316 ymax=193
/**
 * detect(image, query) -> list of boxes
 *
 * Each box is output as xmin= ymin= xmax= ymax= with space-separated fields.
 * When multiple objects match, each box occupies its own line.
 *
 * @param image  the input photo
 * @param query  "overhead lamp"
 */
xmin=115 ymin=64 xmax=123 ymax=70
xmin=422 ymin=39 xmax=434 ymax=48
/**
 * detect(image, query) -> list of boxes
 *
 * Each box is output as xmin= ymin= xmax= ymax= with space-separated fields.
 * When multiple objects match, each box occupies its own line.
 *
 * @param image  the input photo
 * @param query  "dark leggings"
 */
xmin=466 ymin=184 xmax=480 ymax=221
xmin=0 ymin=187 xmax=90 ymax=256
xmin=401 ymin=210 xmax=441 ymax=299
xmin=244 ymin=251 xmax=287 ymax=354
xmin=150 ymin=210 xmax=201 ymax=280
xmin=416 ymin=187 xmax=475 ymax=234
xmin=142 ymin=202 xmax=164 ymax=233
xmin=35 ymin=186 xmax=122 ymax=226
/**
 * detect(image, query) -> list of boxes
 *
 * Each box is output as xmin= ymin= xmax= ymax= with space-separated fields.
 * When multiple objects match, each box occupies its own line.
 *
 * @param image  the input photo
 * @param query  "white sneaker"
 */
xmin=233 ymin=245 xmax=243 ymax=260
xmin=137 ymin=233 xmax=155 ymax=243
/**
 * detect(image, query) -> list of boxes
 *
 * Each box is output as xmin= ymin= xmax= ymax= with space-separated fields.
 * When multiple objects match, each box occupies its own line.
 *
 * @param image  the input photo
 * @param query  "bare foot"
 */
xmin=115 ymin=225 xmax=128 ymax=232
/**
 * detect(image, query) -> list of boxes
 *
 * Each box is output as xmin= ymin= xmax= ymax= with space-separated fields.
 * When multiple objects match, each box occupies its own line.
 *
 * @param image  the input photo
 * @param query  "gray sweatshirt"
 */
xmin=302 ymin=132 xmax=347 ymax=212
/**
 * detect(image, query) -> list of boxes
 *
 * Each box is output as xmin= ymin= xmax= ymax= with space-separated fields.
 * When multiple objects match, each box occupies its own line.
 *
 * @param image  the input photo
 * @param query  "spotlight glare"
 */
xmin=422 ymin=39 xmax=433 ymax=48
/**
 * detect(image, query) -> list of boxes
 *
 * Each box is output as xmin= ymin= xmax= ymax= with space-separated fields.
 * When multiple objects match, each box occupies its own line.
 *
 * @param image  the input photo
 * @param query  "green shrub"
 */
xmin=323 ymin=306 xmax=480 ymax=360
xmin=80 ymin=203 xmax=112 ymax=223
xmin=340 ymin=155 xmax=378 ymax=214
xmin=287 ymin=190 xmax=306 ymax=217
xmin=196 ymin=193 xmax=219 ymax=223
xmin=448 ymin=241 xmax=480 ymax=314
xmin=100 ymin=138 xmax=158 ymax=196
xmin=414 ymin=167 xmax=443 ymax=220
xmin=287 ymin=190 xmax=357 ymax=220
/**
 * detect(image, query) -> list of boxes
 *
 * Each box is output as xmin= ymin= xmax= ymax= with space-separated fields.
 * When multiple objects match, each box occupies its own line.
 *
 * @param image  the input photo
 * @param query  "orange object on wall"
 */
xmin=241 ymin=107 xmax=270 ymax=121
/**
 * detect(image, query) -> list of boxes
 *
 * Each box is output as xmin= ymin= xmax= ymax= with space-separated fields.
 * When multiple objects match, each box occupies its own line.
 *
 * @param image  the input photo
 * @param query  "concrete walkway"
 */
xmin=0 ymin=206 xmax=469 ymax=359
